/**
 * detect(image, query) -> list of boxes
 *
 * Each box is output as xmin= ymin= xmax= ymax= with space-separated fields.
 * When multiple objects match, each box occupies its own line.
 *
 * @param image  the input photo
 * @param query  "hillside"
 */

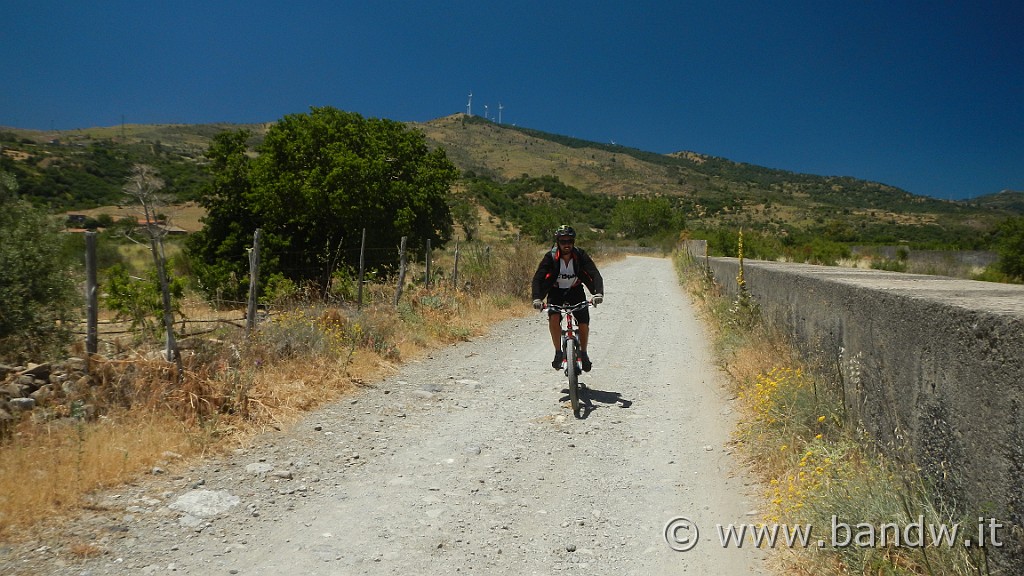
xmin=416 ymin=115 xmax=1018 ymax=240
xmin=2 ymin=114 xmax=1019 ymax=248
xmin=0 ymin=124 xmax=268 ymax=210
xmin=964 ymin=189 xmax=1024 ymax=213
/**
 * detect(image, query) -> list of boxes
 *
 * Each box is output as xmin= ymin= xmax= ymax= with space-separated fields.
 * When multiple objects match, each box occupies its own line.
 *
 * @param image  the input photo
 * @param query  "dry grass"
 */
xmin=0 ymin=240 xmax=552 ymax=542
xmin=417 ymin=115 xmax=692 ymax=198
xmin=0 ymin=409 xmax=191 ymax=529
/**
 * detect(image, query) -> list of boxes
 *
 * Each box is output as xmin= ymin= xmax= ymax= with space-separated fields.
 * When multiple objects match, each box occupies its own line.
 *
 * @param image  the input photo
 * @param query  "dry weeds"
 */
xmin=0 ymin=240 xmax=552 ymax=542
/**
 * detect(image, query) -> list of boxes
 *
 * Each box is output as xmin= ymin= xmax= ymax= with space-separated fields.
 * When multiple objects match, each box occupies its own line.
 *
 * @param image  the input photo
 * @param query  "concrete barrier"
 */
xmin=688 ymin=247 xmax=1024 ymax=567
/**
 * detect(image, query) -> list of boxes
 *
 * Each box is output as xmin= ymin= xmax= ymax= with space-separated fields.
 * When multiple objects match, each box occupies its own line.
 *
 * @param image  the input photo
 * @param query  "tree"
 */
xmin=0 ymin=170 xmax=79 ymax=362
xmin=186 ymin=129 xmax=256 ymax=299
xmin=611 ymin=197 xmax=682 ymax=238
xmin=122 ymin=164 xmax=182 ymax=370
xmin=449 ymin=195 xmax=480 ymax=241
xmin=995 ymin=216 xmax=1024 ymax=281
xmin=187 ymin=107 xmax=458 ymax=300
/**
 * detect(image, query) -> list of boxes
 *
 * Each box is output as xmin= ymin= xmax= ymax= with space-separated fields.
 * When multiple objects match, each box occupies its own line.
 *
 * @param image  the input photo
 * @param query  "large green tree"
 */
xmin=188 ymin=108 xmax=458 ymax=300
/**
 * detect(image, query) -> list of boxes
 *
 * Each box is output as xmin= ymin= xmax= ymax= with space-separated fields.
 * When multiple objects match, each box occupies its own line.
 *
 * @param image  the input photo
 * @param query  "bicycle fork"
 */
xmin=560 ymin=334 xmax=581 ymax=375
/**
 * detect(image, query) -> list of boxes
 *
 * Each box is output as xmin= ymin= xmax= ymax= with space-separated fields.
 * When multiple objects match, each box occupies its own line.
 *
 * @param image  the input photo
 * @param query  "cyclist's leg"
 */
xmin=567 ymin=286 xmax=593 ymax=371
xmin=546 ymin=290 xmax=569 ymax=351
xmin=548 ymin=313 xmax=561 ymax=349
xmin=546 ymin=291 xmax=568 ymax=369
xmin=548 ymin=313 xmax=564 ymax=369
xmin=578 ymin=323 xmax=593 ymax=372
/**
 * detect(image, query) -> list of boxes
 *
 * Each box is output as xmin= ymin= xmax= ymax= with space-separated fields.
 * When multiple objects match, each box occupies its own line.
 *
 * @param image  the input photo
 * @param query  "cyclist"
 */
xmin=531 ymin=225 xmax=604 ymax=371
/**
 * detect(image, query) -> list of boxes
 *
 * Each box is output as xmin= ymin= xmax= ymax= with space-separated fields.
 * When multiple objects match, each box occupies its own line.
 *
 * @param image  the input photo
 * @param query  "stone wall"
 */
xmin=685 ymin=244 xmax=1024 ymax=567
xmin=0 ymin=360 xmax=95 ymax=437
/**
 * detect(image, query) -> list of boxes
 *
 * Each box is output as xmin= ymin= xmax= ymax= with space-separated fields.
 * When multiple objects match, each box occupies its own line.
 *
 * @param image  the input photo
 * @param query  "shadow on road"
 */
xmin=560 ymin=382 xmax=633 ymax=419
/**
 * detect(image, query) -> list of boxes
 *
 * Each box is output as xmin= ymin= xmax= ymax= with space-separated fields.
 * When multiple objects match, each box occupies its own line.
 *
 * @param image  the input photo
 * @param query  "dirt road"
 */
xmin=7 ymin=255 xmax=768 ymax=575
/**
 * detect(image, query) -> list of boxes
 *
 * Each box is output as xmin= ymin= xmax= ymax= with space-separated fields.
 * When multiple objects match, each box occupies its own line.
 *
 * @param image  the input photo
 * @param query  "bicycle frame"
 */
xmin=545 ymin=301 xmax=590 ymax=375
xmin=545 ymin=300 xmax=591 ymax=417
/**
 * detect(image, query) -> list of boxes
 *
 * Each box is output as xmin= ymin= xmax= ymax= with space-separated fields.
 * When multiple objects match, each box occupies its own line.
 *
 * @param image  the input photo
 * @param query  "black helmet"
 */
xmin=554 ymin=225 xmax=576 ymax=241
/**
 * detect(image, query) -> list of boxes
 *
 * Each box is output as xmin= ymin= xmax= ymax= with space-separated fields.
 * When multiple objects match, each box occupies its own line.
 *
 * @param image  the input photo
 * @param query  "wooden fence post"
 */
xmin=149 ymin=230 xmax=182 ymax=379
xmin=323 ymin=236 xmax=343 ymax=300
xmin=358 ymin=228 xmax=366 ymax=309
xmin=452 ymin=237 xmax=460 ymax=289
xmin=85 ymin=232 xmax=98 ymax=370
xmin=394 ymin=236 xmax=408 ymax=307
xmin=425 ymin=239 xmax=431 ymax=289
xmin=246 ymin=229 xmax=261 ymax=336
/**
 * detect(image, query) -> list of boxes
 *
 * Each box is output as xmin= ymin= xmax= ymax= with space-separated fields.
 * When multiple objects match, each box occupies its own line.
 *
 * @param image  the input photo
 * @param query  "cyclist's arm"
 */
xmin=579 ymin=250 xmax=604 ymax=295
xmin=531 ymin=252 xmax=556 ymax=301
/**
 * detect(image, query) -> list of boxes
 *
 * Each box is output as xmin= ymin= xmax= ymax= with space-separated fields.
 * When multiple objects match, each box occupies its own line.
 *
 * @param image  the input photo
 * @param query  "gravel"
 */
xmin=2 ymin=256 xmax=768 ymax=575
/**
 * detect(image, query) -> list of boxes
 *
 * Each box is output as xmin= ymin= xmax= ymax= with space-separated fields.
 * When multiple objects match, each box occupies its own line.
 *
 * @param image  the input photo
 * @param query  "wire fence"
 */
xmin=77 ymin=228 xmax=466 ymax=352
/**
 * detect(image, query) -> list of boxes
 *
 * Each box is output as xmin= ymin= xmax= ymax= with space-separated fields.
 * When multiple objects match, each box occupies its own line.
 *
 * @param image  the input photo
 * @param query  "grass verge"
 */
xmin=673 ymin=249 xmax=992 ymax=575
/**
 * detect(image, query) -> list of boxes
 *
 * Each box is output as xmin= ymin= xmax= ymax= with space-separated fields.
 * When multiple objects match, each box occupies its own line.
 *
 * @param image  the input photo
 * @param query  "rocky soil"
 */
xmin=1 ymin=256 xmax=768 ymax=575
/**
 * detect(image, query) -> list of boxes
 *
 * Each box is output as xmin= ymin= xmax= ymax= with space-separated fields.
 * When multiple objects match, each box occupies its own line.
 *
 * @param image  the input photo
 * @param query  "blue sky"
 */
xmin=3 ymin=1 xmax=1021 ymax=200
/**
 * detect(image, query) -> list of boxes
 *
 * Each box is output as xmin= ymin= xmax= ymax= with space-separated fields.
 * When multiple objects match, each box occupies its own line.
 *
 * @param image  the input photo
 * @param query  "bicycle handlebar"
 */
xmin=542 ymin=300 xmax=594 ymax=313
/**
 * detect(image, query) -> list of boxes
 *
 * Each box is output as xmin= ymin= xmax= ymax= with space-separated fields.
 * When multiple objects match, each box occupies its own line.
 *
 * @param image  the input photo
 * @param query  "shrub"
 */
xmin=994 ymin=216 xmax=1024 ymax=281
xmin=104 ymin=264 xmax=186 ymax=340
xmin=0 ymin=196 xmax=79 ymax=362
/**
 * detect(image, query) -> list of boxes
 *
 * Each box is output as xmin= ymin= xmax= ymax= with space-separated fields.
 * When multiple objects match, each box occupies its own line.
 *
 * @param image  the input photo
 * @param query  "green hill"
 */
xmin=1 ymin=113 xmax=1018 ymax=251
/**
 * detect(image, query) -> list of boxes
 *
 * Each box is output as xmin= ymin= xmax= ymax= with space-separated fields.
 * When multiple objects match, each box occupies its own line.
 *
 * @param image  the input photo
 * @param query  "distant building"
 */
xmin=135 ymin=218 xmax=187 ymax=235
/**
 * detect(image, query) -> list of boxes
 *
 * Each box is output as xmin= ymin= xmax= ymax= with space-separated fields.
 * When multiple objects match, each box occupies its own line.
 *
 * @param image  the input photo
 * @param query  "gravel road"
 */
xmin=5 ymin=255 xmax=768 ymax=575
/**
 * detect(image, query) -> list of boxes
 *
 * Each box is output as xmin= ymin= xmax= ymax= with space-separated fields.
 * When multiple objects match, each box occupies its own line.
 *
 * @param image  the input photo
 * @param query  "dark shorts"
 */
xmin=547 ymin=286 xmax=590 ymax=324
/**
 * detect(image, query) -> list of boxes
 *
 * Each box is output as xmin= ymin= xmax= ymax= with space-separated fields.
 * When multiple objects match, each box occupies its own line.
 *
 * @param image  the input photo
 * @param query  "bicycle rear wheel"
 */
xmin=566 ymin=340 xmax=581 ymax=417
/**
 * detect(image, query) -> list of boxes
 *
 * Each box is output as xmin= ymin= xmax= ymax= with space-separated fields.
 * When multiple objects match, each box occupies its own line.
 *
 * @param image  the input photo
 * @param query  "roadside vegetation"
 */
xmin=674 ymin=244 xmax=991 ymax=575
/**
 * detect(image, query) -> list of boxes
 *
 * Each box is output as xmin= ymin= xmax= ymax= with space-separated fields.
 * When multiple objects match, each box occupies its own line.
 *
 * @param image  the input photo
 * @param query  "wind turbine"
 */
xmin=484 ymin=104 xmax=489 ymax=119
xmin=467 ymin=92 xmax=473 ymax=116
xmin=498 ymin=102 xmax=503 ymax=124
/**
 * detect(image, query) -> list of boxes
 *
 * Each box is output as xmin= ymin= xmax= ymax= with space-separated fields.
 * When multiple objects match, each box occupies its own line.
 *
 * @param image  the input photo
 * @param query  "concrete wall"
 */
xmin=850 ymin=246 xmax=999 ymax=269
xmin=688 ymin=247 xmax=1024 ymax=565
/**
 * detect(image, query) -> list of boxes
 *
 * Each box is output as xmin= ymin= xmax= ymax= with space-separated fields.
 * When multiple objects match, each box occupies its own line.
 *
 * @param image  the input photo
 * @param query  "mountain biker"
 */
xmin=531 ymin=225 xmax=604 ymax=372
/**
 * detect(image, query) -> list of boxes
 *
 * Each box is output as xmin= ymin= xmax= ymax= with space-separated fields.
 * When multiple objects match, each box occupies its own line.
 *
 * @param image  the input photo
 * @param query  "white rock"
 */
xmin=169 ymin=490 xmax=240 ymax=518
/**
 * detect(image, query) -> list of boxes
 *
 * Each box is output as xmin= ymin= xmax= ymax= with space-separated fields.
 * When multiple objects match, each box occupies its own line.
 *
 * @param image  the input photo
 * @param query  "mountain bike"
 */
xmin=544 ymin=300 xmax=592 ymax=418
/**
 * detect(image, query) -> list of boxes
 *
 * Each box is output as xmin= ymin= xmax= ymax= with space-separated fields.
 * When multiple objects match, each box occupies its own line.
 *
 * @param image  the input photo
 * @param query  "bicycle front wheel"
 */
xmin=566 ymin=340 xmax=581 ymax=417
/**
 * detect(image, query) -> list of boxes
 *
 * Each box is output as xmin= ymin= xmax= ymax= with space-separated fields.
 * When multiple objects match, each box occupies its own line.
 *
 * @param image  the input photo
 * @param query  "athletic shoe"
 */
xmin=551 ymin=350 xmax=564 ymax=370
xmin=580 ymin=351 xmax=592 ymax=372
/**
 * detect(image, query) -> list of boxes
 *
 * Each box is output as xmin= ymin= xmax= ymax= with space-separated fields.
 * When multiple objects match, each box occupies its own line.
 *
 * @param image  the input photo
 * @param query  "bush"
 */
xmin=0 ymin=197 xmax=80 ymax=362
xmin=103 ymin=264 xmax=186 ymax=340
xmin=994 ymin=216 xmax=1024 ymax=281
